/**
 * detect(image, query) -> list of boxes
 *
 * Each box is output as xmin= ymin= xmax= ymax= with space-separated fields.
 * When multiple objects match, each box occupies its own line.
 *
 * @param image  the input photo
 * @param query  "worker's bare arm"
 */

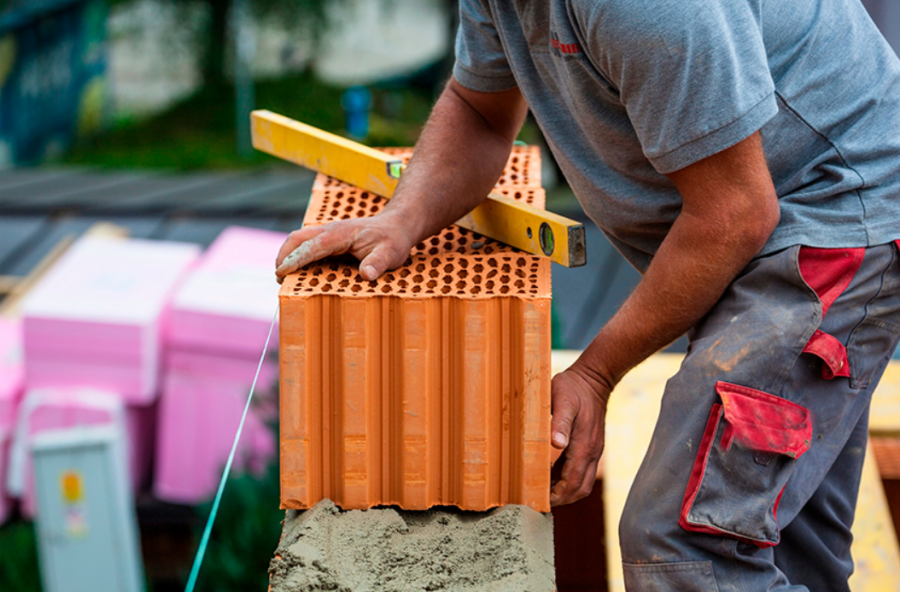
xmin=550 ymin=131 xmax=780 ymax=506
xmin=275 ymin=78 xmax=528 ymax=281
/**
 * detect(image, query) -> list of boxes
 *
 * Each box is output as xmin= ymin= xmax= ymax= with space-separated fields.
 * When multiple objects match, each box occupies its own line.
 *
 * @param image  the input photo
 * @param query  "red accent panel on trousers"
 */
xmin=797 ymin=247 xmax=864 ymax=318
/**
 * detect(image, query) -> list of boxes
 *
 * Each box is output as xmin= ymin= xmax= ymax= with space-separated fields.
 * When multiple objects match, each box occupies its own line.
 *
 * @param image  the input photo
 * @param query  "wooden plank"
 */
xmin=0 ymin=276 xmax=22 ymax=295
xmin=848 ymin=441 xmax=900 ymax=591
xmin=599 ymin=353 xmax=683 ymax=592
xmin=871 ymin=361 xmax=900 ymax=437
xmin=549 ymin=351 xmax=900 ymax=591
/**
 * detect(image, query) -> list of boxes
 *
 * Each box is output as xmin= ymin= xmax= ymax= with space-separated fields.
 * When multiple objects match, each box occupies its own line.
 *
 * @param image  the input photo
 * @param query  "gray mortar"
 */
xmin=268 ymin=499 xmax=556 ymax=592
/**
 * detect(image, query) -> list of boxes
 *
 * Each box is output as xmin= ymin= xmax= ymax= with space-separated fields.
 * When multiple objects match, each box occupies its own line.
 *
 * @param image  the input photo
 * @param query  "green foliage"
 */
xmin=65 ymin=72 xmax=435 ymax=169
xmin=0 ymin=520 xmax=42 ymax=592
xmin=66 ymin=72 xmax=345 ymax=169
xmin=551 ymin=301 xmax=564 ymax=350
xmin=190 ymin=458 xmax=283 ymax=592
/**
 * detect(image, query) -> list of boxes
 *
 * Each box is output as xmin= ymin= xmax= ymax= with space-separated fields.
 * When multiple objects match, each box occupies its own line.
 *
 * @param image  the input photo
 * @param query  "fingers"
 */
xmin=550 ymin=449 xmax=601 ymax=507
xmin=276 ymin=226 xmax=325 ymax=268
xmin=550 ymin=461 xmax=595 ymax=507
xmin=275 ymin=225 xmax=355 ymax=279
xmin=548 ymin=370 xmax=608 ymax=507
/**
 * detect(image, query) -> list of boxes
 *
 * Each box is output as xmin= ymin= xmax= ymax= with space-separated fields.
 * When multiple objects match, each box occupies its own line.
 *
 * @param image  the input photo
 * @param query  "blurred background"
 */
xmin=0 ymin=1 xmax=898 ymax=591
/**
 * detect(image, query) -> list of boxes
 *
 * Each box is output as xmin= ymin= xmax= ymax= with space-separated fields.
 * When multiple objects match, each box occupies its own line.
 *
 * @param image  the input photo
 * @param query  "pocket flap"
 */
xmin=803 ymin=329 xmax=850 ymax=379
xmin=715 ymin=381 xmax=812 ymax=459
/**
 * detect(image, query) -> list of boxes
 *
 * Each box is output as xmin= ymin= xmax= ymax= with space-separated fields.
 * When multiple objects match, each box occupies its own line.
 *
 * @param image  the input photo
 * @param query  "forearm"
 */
xmin=571 ymin=211 xmax=773 ymax=392
xmin=381 ymin=79 xmax=526 ymax=243
xmin=569 ymin=132 xmax=780 ymax=393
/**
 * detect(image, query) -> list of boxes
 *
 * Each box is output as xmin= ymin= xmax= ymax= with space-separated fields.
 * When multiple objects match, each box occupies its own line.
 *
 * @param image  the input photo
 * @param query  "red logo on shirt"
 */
xmin=551 ymin=34 xmax=581 ymax=55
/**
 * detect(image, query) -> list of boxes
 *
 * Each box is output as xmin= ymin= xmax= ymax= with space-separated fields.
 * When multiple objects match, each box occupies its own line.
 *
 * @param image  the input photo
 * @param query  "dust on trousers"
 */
xmin=620 ymin=240 xmax=900 ymax=592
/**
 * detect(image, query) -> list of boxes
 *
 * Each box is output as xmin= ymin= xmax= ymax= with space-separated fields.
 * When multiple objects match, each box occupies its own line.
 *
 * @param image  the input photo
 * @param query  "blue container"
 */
xmin=0 ymin=0 xmax=108 ymax=165
xmin=341 ymin=86 xmax=371 ymax=140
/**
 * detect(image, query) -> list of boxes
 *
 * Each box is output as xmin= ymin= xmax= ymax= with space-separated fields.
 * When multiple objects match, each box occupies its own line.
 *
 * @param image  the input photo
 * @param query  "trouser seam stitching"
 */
xmin=848 ymin=246 xmax=896 ymax=389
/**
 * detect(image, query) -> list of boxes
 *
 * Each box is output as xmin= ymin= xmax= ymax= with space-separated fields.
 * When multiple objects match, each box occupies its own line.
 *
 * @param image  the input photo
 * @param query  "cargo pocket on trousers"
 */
xmin=623 ymin=560 xmax=719 ymax=592
xmin=679 ymin=381 xmax=812 ymax=547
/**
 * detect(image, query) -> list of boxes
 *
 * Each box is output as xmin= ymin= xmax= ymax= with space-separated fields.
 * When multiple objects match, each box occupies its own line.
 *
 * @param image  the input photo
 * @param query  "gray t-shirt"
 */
xmin=454 ymin=0 xmax=900 ymax=271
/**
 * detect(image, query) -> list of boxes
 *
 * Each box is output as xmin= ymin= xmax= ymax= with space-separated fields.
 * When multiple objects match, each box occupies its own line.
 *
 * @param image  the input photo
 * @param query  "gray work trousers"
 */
xmin=620 ymin=241 xmax=900 ymax=591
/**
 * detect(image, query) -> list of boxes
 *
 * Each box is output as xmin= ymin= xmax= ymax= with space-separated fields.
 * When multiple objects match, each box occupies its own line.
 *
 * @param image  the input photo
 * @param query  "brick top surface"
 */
xmin=281 ymin=146 xmax=551 ymax=300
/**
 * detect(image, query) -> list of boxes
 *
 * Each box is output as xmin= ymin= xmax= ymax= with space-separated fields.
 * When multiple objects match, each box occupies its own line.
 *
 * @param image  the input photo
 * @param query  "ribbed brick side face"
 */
xmin=280 ymin=148 xmax=552 ymax=512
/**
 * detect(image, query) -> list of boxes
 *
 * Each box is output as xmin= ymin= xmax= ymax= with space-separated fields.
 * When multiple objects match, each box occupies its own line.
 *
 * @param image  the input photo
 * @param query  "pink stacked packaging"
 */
xmin=0 ymin=318 xmax=24 ymax=524
xmin=21 ymin=236 xmax=201 ymax=402
xmin=155 ymin=227 xmax=283 ymax=504
xmin=12 ymin=235 xmax=200 ymax=514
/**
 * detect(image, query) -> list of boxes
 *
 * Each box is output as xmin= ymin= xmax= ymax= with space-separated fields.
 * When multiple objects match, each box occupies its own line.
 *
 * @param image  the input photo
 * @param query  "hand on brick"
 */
xmin=549 ymin=367 xmax=610 ymax=506
xmin=276 ymin=213 xmax=417 ymax=283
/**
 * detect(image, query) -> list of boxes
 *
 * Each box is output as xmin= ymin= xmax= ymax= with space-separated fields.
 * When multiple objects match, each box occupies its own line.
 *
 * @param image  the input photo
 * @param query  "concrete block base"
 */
xmin=269 ymin=499 xmax=555 ymax=592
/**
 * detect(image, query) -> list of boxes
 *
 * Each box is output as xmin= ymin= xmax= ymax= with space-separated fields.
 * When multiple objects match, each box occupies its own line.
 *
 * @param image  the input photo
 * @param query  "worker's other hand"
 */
xmin=275 ymin=212 xmax=417 ymax=283
xmin=549 ymin=366 xmax=610 ymax=507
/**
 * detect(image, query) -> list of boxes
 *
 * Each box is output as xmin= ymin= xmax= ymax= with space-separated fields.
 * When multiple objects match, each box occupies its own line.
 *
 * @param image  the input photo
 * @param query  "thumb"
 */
xmin=550 ymin=393 xmax=579 ymax=450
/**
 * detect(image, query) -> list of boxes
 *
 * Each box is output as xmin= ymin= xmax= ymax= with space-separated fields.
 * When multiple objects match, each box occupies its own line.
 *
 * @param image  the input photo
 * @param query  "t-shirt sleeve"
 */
xmin=453 ymin=0 xmax=518 ymax=92
xmin=582 ymin=0 xmax=778 ymax=173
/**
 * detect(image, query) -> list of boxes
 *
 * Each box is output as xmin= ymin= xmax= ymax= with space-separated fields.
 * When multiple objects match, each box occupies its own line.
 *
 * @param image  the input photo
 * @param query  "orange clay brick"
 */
xmin=279 ymin=147 xmax=553 ymax=512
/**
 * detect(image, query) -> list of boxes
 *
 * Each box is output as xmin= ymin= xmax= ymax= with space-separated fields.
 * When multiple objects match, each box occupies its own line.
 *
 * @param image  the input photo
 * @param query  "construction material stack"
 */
xmin=154 ymin=226 xmax=283 ymax=504
xmin=0 ymin=318 xmax=23 ymax=523
xmin=272 ymin=146 xmax=557 ymax=591
xmin=10 ymin=235 xmax=200 ymax=515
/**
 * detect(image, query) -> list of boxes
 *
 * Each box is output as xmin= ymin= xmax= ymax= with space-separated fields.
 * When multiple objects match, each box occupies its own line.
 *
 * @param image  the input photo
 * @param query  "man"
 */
xmin=275 ymin=1 xmax=900 ymax=590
